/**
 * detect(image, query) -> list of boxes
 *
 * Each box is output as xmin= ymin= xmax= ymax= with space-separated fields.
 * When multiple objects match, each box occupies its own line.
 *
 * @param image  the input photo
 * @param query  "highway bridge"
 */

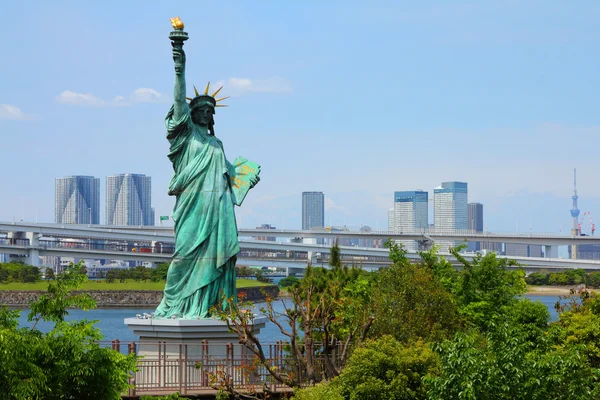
xmin=1 ymin=222 xmax=600 ymax=272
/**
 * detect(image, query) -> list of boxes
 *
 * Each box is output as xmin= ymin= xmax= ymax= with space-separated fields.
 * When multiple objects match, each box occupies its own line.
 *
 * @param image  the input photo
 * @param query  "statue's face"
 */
xmin=191 ymin=106 xmax=214 ymax=128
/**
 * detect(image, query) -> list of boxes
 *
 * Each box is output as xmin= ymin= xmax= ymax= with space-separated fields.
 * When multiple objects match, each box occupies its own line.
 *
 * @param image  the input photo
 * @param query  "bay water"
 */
xmin=15 ymin=294 xmax=561 ymax=343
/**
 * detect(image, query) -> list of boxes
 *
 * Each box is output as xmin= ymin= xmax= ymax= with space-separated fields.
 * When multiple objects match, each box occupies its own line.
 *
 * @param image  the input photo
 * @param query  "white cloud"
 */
xmin=217 ymin=77 xmax=292 ymax=96
xmin=56 ymin=90 xmax=105 ymax=107
xmin=325 ymin=197 xmax=345 ymax=212
xmin=131 ymin=88 xmax=164 ymax=103
xmin=56 ymin=88 xmax=168 ymax=107
xmin=0 ymin=104 xmax=37 ymax=120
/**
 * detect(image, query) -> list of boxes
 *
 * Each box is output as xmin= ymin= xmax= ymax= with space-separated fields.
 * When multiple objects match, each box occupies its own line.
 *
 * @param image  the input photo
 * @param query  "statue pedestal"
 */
xmin=124 ymin=317 xmax=269 ymax=391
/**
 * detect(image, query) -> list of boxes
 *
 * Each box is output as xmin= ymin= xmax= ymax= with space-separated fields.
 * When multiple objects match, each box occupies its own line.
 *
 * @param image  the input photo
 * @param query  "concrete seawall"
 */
xmin=0 ymin=285 xmax=280 ymax=307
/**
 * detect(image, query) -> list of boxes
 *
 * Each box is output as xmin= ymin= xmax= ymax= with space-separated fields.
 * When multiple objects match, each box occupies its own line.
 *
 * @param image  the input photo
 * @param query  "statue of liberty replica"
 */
xmin=155 ymin=17 xmax=261 ymax=319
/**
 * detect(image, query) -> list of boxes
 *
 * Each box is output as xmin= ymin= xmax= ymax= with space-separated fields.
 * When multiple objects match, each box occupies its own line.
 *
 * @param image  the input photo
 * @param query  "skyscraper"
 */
xmin=467 ymin=202 xmax=483 ymax=251
xmin=106 ymin=174 xmax=154 ymax=226
xmin=434 ymin=181 xmax=468 ymax=251
xmin=302 ymin=192 xmax=324 ymax=245
xmin=391 ymin=190 xmax=429 ymax=251
xmin=55 ymin=176 xmax=100 ymax=224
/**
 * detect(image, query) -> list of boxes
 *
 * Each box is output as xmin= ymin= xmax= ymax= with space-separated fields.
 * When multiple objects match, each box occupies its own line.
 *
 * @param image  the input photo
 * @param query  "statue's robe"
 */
xmin=155 ymin=105 xmax=238 ymax=319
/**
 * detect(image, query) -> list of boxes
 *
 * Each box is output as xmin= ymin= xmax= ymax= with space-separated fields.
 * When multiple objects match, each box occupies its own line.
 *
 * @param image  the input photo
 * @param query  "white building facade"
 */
xmin=55 ymin=176 xmax=100 ymax=224
xmin=390 ymin=190 xmax=429 ymax=251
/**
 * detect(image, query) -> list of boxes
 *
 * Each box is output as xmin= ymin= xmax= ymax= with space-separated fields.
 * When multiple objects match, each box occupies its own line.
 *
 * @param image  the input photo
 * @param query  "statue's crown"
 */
xmin=187 ymin=82 xmax=228 ymax=110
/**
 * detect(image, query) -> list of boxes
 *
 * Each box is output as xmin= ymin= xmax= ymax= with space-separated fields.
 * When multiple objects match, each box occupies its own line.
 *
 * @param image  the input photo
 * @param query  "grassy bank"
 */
xmin=0 ymin=278 xmax=271 ymax=291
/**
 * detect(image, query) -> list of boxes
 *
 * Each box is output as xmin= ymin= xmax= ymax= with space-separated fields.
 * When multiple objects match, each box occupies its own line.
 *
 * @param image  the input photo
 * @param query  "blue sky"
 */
xmin=1 ymin=1 xmax=600 ymax=233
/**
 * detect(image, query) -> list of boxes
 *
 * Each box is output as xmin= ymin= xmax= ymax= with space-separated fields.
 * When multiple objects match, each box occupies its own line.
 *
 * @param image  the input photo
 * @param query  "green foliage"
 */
xmin=426 ymin=293 xmax=600 ymax=400
xmin=292 ymin=381 xmax=343 ymax=400
xmin=0 ymin=261 xmax=41 ymax=283
xmin=384 ymin=239 xmax=409 ymax=266
xmin=370 ymin=259 xmax=459 ymax=343
xmin=0 ymin=260 xmax=137 ymax=399
xmin=152 ymin=262 xmax=170 ymax=281
xmin=44 ymin=267 xmax=55 ymax=280
xmin=278 ymin=275 xmax=300 ymax=288
xmin=28 ymin=262 xmax=96 ymax=326
xmin=525 ymin=271 xmax=549 ymax=286
xmin=337 ymin=336 xmax=440 ymax=400
xmin=236 ymin=265 xmax=253 ymax=277
xmin=450 ymin=250 xmax=527 ymax=330
xmin=329 ymin=240 xmax=342 ymax=268
xmin=526 ymin=269 xmax=598 ymax=287
xmin=553 ymin=291 xmax=600 ymax=368
xmin=253 ymin=268 xmax=273 ymax=283
xmin=588 ymin=272 xmax=600 ymax=288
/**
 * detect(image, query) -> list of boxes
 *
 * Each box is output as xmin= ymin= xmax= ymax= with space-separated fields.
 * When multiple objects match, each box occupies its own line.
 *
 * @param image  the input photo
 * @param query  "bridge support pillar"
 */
xmin=544 ymin=245 xmax=558 ymax=259
xmin=26 ymin=232 xmax=41 ymax=267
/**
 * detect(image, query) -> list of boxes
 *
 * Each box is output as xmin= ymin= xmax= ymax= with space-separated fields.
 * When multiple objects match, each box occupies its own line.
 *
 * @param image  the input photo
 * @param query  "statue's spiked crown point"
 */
xmin=188 ymin=81 xmax=228 ymax=109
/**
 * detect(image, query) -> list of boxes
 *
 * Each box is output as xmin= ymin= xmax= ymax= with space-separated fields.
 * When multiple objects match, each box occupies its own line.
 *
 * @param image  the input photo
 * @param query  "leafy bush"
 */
xmin=337 ymin=336 xmax=439 ymax=400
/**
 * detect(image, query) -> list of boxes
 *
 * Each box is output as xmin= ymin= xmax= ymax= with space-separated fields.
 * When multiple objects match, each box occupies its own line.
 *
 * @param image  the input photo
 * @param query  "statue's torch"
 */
xmin=169 ymin=16 xmax=188 ymax=50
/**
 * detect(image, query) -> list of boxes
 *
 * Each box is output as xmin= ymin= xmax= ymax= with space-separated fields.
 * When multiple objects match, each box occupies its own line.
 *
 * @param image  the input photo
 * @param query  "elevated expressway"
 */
xmin=1 ymin=222 xmax=600 ymax=272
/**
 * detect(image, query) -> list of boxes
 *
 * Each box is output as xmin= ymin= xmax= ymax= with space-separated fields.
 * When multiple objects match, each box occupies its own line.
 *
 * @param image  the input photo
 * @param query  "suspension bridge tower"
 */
xmin=570 ymin=168 xmax=580 ymax=259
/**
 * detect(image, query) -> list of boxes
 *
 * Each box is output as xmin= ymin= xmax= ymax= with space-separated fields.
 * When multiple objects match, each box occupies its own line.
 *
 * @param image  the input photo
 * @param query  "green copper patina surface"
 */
xmin=155 ymin=19 xmax=260 ymax=319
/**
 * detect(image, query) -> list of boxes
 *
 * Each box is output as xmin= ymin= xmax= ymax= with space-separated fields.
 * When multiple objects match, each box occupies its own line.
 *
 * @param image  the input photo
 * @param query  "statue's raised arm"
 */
xmin=169 ymin=17 xmax=188 ymax=121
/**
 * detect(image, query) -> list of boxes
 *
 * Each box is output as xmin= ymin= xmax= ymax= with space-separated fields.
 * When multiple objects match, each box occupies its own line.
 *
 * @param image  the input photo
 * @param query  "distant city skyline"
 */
xmin=2 ymin=2 xmax=600 ymax=235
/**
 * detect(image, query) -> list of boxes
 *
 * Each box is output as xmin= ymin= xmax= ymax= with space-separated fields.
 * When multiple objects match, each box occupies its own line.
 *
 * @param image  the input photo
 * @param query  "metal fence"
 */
xmin=112 ymin=339 xmax=340 ymax=397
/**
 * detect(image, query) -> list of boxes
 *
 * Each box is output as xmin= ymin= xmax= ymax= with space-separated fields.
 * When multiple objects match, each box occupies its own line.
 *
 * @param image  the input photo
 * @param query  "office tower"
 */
xmin=391 ymin=191 xmax=429 ymax=251
xmin=302 ymin=192 xmax=324 ymax=230
xmin=302 ymin=192 xmax=324 ymax=245
xmin=467 ymin=202 xmax=483 ymax=251
xmin=387 ymin=208 xmax=394 ymax=231
xmin=106 ymin=174 xmax=153 ymax=226
xmin=433 ymin=181 xmax=468 ymax=252
xmin=55 ymin=176 xmax=100 ymax=224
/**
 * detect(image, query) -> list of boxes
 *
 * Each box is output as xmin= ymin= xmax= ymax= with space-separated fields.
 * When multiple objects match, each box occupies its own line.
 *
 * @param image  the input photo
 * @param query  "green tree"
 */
xmin=0 ymin=261 xmax=137 ymax=399
xmin=151 ymin=262 xmax=170 ymax=282
xmin=253 ymin=269 xmax=272 ymax=283
xmin=329 ymin=239 xmax=342 ymax=268
xmin=44 ymin=267 xmax=55 ymax=280
xmin=370 ymin=241 xmax=459 ymax=343
xmin=450 ymin=248 xmax=526 ymax=330
xmin=525 ymin=271 xmax=549 ymax=286
xmin=278 ymin=275 xmax=300 ymax=288
xmin=235 ymin=265 xmax=253 ymax=278
xmin=588 ymin=272 xmax=600 ymax=288
xmin=105 ymin=269 xmax=117 ymax=283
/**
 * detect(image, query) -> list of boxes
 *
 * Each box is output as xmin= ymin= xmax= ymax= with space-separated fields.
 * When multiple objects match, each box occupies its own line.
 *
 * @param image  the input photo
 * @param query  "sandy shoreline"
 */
xmin=526 ymin=286 xmax=599 ymax=296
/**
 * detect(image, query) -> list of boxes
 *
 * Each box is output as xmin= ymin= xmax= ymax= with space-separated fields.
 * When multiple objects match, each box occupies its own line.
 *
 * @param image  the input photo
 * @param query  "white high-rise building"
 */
xmin=106 ymin=174 xmax=154 ymax=226
xmin=433 ymin=181 xmax=468 ymax=252
xmin=55 ymin=176 xmax=100 ymax=224
xmin=390 ymin=191 xmax=429 ymax=251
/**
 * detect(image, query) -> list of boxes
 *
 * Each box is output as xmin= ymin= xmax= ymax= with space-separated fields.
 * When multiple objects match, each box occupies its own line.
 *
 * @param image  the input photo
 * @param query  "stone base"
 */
xmin=124 ymin=316 xmax=269 ymax=390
